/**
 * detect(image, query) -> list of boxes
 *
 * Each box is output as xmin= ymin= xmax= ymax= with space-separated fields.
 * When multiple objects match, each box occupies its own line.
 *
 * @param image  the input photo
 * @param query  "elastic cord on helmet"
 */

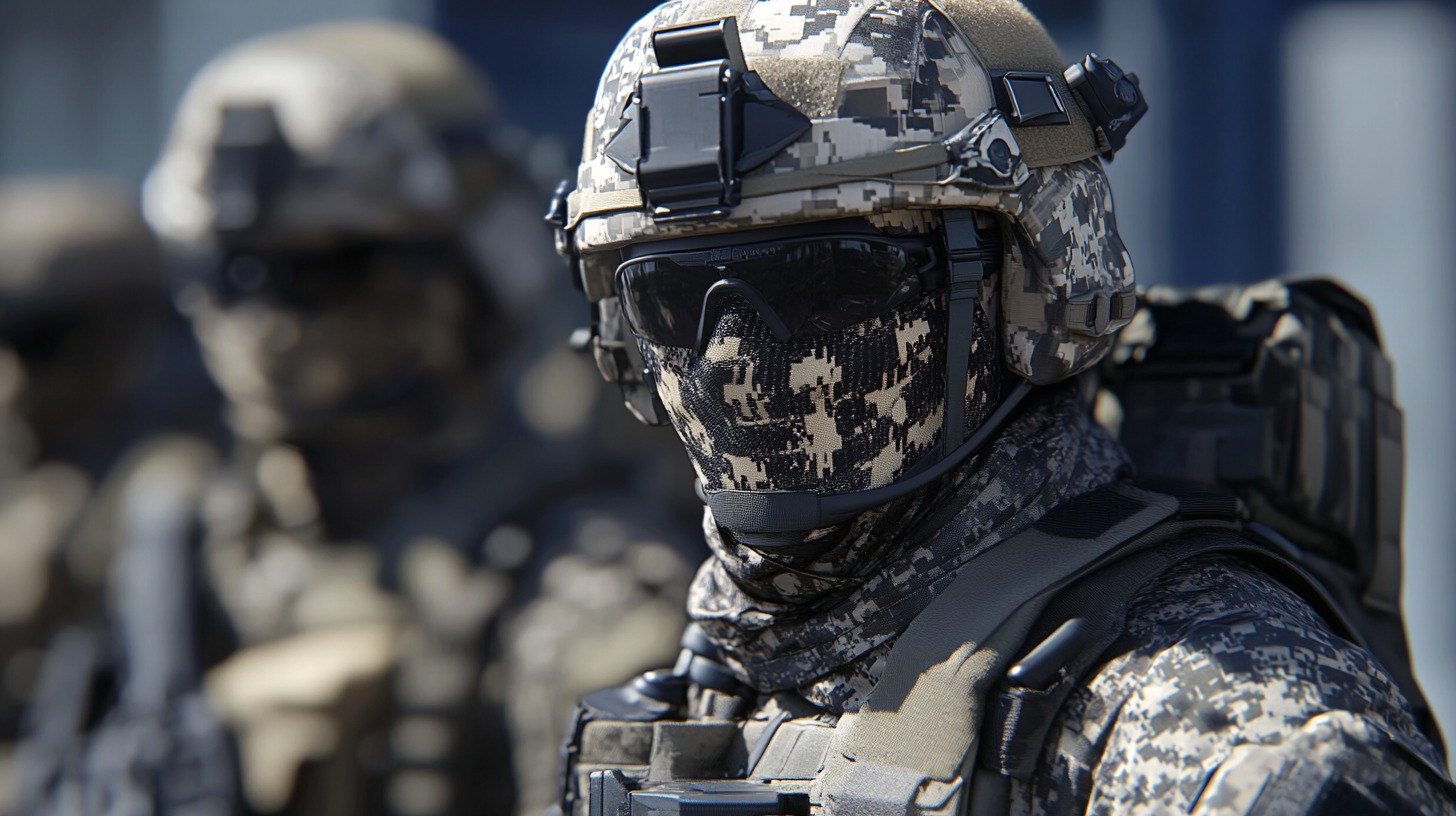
xmin=696 ymin=208 xmax=1027 ymax=538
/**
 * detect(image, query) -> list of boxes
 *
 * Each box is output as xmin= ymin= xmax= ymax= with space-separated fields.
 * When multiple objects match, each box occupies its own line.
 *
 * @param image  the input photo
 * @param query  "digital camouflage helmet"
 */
xmin=146 ymin=21 xmax=554 ymax=442
xmin=552 ymin=0 xmax=1146 ymax=534
xmin=0 ymin=177 xmax=169 ymax=470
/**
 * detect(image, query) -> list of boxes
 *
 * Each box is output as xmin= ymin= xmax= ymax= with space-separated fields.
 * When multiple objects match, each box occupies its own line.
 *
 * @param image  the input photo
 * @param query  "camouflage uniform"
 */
xmin=553 ymin=0 xmax=1456 ymax=813
xmin=670 ymin=385 xmax=1455 ymax=814
xmin=15 ymin=22 xmax=701 ymax=816
xmin=1026 ymin=554 xmax=1451 ymax=815
xmin=190 ymin=429 xmax=694 ymax=816
xmin=0 ymin=177 xmax=217 ymax=815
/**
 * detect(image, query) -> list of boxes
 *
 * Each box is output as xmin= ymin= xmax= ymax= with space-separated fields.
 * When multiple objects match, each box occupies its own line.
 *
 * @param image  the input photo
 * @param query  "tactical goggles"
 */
xmin=209 ymin=241 xmax=461 ymax=309
xmin=615 ymin=233 xmax=943 ymax=352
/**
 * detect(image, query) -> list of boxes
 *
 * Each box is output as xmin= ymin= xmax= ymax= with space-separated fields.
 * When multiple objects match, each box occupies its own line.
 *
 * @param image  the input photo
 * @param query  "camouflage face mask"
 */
xmin=640 ymin=290 xmax=1002 ymax=499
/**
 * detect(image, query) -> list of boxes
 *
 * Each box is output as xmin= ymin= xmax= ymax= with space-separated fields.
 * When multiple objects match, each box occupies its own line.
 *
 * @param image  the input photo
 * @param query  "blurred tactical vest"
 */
xmin=15 ymin=20 xmax=703 ymax=816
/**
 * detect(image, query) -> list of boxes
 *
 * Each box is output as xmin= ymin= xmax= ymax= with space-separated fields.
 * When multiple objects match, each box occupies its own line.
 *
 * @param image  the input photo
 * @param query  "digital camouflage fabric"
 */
xmin=569 ymin=0 xmax=1137 ymax=390
xmin=642 ymin=290 xmax=1003 ymax=496
xmin=687 ymin=382 xmax=1128 ymax=710
xmin=678 ymin=386 xmax=1453 ymax=813
xmin=557 ymin=0 xmax=1456 ymax=813
xmin=1019 ymin=554 xmax=1452 ymax=814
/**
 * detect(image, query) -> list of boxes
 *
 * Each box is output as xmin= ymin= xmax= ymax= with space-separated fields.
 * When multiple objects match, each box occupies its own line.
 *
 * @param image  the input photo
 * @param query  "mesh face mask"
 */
xmin=640 ymin=289 xmax=1003 ymax=498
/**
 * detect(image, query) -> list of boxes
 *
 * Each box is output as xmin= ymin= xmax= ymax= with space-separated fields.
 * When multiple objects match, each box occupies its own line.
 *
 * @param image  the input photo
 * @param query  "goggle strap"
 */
xmin=942 ymin=210 xmax=990 ymax=450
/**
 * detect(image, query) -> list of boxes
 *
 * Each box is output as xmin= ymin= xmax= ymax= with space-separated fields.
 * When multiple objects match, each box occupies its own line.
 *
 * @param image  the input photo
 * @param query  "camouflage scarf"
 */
xmin=686 ymin=382 xmax=1131 ymax=712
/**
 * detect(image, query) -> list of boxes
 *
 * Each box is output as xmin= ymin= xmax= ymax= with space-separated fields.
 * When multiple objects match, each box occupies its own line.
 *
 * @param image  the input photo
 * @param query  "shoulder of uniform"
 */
xmin=1037 ymin=561 xmax=1449 ymax=813
xmin=1062 ymin=546 xmax=1447 ymax=794
xmin=1189 ymin=710 xmax=1456 ymax=815
xmin=1112 ymin=547 xmax=1333 ymax=649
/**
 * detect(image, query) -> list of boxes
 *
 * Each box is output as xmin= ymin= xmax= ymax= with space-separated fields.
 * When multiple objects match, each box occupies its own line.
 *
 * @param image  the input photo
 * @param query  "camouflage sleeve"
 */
xmin=1014 ymin=553 xmax=1455 ymax=816
xmin=1189 ymin=710 xmax=1455 ymax=815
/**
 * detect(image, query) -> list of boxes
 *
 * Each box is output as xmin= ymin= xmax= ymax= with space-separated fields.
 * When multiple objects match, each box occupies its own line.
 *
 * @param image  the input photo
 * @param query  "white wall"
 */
xmin=1285 ymin=1 xmax=1456 ymax=758
xmin=1098 ymin=0 xmax=1173 ymax=286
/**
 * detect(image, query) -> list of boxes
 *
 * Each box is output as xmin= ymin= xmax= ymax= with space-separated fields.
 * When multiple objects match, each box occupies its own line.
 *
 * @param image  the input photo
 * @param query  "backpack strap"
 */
xmin=816 ymin=481 xmax=1235 ymax=816
xmin=968 ymin=517 xmax=1361 ymax=815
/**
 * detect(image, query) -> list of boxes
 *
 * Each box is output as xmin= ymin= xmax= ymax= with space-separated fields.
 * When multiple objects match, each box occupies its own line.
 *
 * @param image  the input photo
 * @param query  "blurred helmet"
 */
xmin=146 ymin=20 xmax=555 ymax=442
xmin=0 ymin=176 xmax=167 ymax=467
xmin=552 ymin=0 xmax=1147 ymax=534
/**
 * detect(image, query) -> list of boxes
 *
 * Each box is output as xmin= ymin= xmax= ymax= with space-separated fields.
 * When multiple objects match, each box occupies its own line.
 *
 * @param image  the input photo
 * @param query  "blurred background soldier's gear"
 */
xmin=0 ymin=176 xmax=173 ymax=476
xmin=15 ymin=438 xmax=234 ymax=816
xmin=17 ymin=20 xmax=701 ymax=816
xmin=552 ymin=1 xmax=1455 ymax=815
xmin=0 ymin=176 xmax=221 ymax=814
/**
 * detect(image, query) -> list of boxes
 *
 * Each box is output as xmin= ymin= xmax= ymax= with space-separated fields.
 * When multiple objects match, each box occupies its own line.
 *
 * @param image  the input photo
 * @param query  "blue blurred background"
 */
xmin=2 ymin=0 xmax=1453 ymax=757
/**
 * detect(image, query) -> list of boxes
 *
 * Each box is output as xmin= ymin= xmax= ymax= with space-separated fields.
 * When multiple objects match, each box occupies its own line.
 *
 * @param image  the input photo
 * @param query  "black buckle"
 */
xmin=604 ymin=17 xmax=811 ymax=221
xmin=943 ymin=211 xmax=996 ymax=301
xmin=1064 ymin=54 xmax=1148 ymax=157
xmin=637 ymin=19 xmax=747 ymax=218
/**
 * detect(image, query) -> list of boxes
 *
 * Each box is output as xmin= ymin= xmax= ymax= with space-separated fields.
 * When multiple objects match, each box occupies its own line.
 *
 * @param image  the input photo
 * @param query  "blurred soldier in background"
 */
xmin=16 ymin=20 xmax=699 ymax=816
xmin=0 ymin=175 xmax=210 ymax=809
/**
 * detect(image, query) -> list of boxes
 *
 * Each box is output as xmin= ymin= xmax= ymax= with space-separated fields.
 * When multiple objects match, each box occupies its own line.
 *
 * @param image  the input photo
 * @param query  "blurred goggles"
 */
xmin=209 ymin=241 xmax=459 ymax=308
xmin=615 ymin=234 xmax=942 ymax=351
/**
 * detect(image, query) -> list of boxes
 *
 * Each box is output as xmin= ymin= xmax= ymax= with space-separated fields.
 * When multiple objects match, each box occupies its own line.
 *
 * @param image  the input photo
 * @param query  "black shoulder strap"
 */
xmin=969 ymin=488 xmax=1363 ymax=816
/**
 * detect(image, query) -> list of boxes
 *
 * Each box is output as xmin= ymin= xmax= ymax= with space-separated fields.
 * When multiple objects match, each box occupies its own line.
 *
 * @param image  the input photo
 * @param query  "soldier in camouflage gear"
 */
xmin=17 ymin=21 xmax=699 ymax=816
xmin=550 ymin=1 xmax=1456 ymax=813
xmin=0 ymin=176 xmax=202 ymax=814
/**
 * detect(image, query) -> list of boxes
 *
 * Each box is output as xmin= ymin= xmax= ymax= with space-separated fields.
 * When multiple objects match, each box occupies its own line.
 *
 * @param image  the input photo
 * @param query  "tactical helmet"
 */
xmin=146 ymin=21 xmax=555 ymax=441
xmin=554 ymin=0 xmax=1146 ymax=533
xmin=0 ymin=176 xmax=168 ymax=467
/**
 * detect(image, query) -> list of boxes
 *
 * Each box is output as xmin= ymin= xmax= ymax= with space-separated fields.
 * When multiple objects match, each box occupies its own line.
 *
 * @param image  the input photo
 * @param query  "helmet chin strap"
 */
xmin=697 ymin=209 xmax=1031 ymax=539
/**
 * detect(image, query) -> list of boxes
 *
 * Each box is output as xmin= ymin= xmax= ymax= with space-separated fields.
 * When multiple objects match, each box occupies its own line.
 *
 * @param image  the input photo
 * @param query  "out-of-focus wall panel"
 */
xmin=0 ymin=0 xmax=160 ymax=182
xmin=1284 ymin=1 xmax=1456 ymax=761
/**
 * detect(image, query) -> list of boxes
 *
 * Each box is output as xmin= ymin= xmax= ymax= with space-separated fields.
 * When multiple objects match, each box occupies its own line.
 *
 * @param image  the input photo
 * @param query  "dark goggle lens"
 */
xmin=616 ymin=236 xmax=936 ymax=349
xmin=211 ymin=243 xmax=453 ymax=308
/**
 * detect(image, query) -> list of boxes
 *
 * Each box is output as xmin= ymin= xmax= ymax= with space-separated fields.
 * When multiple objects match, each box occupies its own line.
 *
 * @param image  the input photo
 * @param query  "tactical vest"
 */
xmin=559 ymin=481 xmax=1362 ymax=816
xmin=555 ymin=279 xmax=1439 ymax=816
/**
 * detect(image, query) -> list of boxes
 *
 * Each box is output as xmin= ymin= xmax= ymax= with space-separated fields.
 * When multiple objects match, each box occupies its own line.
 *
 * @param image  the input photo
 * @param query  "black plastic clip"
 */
xmin=210 ymin=103 xmax=297 ymax=232
xmin=1063 ymin=53 xmax=1148 ymax=157
xmin=605 ymin=17 xmax=811 ymax=221
xmin=991 ymin=71 xmax=1070 ymax=127
xmin=544 ymin=178 xmax=581 ymax=290
xmin=636 ymin=19 xmax=746 ymax=218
